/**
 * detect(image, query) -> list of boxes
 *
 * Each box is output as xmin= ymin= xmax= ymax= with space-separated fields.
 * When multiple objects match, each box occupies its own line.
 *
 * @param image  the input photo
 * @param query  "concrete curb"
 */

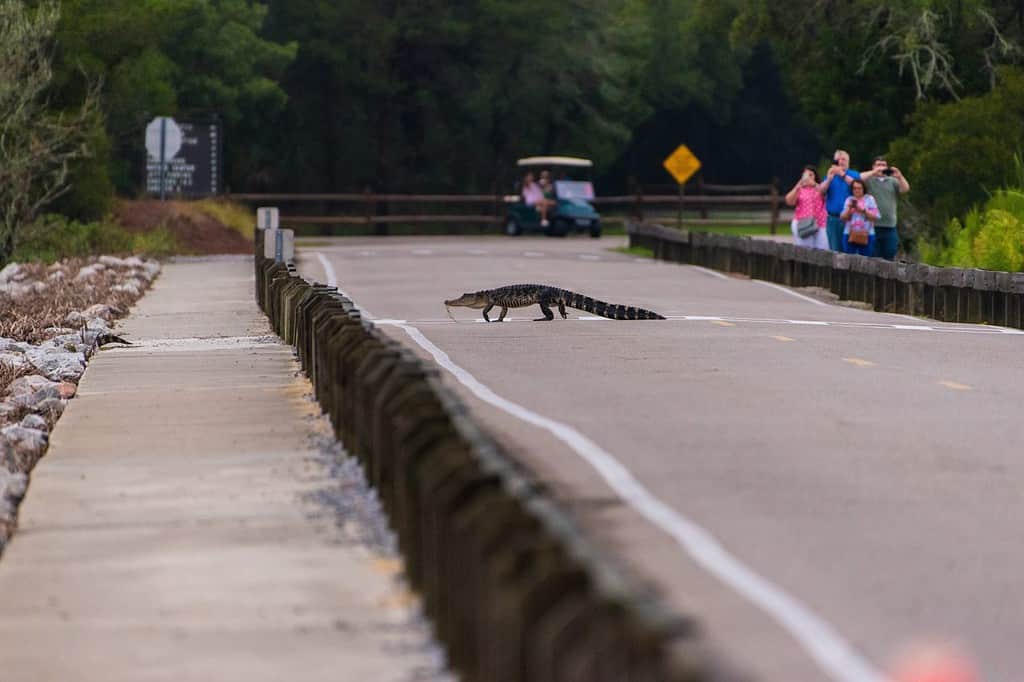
xmin=630 ymin=222 xmax=1024 ymax=327
xmin=252 ymin=230 xmax=720 ymax=682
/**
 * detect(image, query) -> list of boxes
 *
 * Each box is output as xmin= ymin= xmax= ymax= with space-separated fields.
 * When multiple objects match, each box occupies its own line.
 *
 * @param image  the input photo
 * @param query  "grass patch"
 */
xmin=11 ymin=214 xmax=182 ymax=263
xmin=612 ymin=245 xmax=654 ymax=258
xmin=194 ymin=199 xmax=255 ymax=241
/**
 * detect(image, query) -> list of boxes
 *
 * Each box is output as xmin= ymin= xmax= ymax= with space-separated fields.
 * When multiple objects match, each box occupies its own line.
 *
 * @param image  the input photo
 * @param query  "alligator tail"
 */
xmin=566 ymin=290 xmax=665 ymax=320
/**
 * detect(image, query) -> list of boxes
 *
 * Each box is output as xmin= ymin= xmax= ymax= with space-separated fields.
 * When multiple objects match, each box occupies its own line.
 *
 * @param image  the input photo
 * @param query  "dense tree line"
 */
xmin=6 ymin=0 xmax=1024 ymax=253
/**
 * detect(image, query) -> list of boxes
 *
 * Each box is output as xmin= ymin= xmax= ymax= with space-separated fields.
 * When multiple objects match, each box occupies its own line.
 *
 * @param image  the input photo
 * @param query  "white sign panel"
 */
xmin=145 ymin=117 xmax=183 ymax=161
xmin=263 ymin=229 xmax=294 ymax=262
xmin=257 ymin=207 xmax=280 ymax=230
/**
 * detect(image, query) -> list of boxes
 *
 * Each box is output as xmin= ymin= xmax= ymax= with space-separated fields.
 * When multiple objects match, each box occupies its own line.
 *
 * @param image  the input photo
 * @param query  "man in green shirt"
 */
xmin=860 ymin=156 xmax=911 ymax=260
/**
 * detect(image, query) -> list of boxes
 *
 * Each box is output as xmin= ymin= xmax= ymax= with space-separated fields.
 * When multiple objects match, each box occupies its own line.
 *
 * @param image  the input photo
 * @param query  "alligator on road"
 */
xmin=444 ymin=284 xmax=666 ymax=322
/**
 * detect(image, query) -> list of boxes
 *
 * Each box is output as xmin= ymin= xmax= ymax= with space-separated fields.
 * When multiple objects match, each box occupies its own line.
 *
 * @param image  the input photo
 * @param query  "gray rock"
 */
xmin=0 ymin=466 xmax=29 ymax=521
xmin=24 ymin=349 xmax=85 ymax=382
xmin=99 ymin=255 xmax=127 ymax=268
xmin=0 ymin=352 xmax=28 ymax=371
xmin=112 ymin=281 xmax=141 ymax=296
xmin=0 ymin=263 xmax=21 ymax=285
xmin=31 ymin=398 xmax=66 ymax=419
xmin=0 ymin=401 xmax=20 ymax=423
xmin=19 ymin=414 xmax=48 ymax=431
xmin=1 ymin=425 xmax=47 ymax=458
xmin=74 ymin=264 xmax=105 ymax=281
xmin=5 ymin=375 xmax=60 ymax=398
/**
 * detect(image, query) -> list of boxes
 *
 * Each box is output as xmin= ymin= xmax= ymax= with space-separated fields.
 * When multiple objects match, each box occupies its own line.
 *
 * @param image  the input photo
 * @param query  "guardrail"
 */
xmin=629 ymin=222 xmax=1024 ymax=328
xmin=230 ymin=183 xmax=782 ymax=234
xmin=252 ymin=229 xmax=723 ymax=682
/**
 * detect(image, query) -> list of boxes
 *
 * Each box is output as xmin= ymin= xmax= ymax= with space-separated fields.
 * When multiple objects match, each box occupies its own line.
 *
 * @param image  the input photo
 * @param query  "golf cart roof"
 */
xmin=516 ymin=156 xmax=593 ymax=168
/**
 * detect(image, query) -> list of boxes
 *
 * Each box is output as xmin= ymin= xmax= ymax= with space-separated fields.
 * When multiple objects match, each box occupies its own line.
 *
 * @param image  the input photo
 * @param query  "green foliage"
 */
xmin=52 ymin=0 xmax=297 ymax=194
xmin=921 ymin=189 xmax=1024 ymax=270
xmin=888 ymin=67 xmax=1024 ymax=234
xmin=10 ymin=213 xmax=180 ymax=263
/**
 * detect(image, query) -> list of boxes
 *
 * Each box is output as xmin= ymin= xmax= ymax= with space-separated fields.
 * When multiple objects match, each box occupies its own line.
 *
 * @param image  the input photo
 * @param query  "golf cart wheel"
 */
xmin=589 ymin=222 xmax=602 ymax=238
xmin=548 ymin=218 xmax=570 ymax=238
xmin=505 ymin=218 xmax=522 ymax=236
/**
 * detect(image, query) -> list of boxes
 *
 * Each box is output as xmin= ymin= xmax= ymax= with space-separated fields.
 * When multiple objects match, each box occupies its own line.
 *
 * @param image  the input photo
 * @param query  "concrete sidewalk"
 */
xmin=0 ymin=257 xmax=449 ymax=682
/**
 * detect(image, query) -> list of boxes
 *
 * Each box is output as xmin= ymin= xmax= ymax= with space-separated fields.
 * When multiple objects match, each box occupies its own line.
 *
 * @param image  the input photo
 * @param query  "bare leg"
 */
xmin=497 ymin=306 xmax=508 ymax=322
xmin=482 ymin=303 xmax=493 ymax=322
xmin=534 ymin=302 xmax=555 ymax=321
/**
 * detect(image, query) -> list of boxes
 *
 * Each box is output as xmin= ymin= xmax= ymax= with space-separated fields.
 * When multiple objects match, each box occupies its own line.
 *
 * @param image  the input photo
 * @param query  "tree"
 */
xmin=51 ymin=0 xmax=296 ymax=194
xmin=0 ymin=0 xmax=100 ymax=264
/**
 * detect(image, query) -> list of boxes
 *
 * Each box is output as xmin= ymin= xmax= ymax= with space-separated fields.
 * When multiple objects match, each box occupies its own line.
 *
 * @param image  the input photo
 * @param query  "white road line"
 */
xmin=787 ymin=320 xmax=829 ymax=326
xmin=313 ymin=252 xmax=378 ymax=320
xmin=691 ymin=265 xmax=730 ymax=280
xmin=892 ymin=324 xmax=933 ymax=331
xmin=523 ymin=251 xmax=545 ymax=257
xmin=411 ymin=249 xmax=434 ymax=255
xmin=315 ymin=252 xmax=338 ymax=287
xmin=756 ymin=280 xmax=828 ymax=306
xmin=380 ymin=320 xmax=883 ymax=682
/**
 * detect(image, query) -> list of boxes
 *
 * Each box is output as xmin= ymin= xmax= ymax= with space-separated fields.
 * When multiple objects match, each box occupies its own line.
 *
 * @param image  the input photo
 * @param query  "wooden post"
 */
xmin=677 ymin=182 xmax=685 ymax=230
xmin=769 ymin=178 xmax=780 ymax=235
xmin=635 ymin=184 xmax=644 ymax=223
xmin=697 ymin=175 xmax=708 ymax=219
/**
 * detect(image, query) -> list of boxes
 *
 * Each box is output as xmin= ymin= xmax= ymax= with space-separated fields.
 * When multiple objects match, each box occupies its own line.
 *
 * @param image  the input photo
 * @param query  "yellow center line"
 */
xmin=713 ymin=320 xmax=735 ymax=327
xmin=938 ymin=380 xmax=972 ymax=391
xmin=843 ymin=357 xmax=877 ymax=368
xmin=772 ymin=335 xmax=795 ymax=342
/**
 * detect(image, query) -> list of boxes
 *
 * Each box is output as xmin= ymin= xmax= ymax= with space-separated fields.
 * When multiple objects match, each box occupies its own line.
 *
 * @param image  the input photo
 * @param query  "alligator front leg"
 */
xmin=534 ymin=302 xmax=555 ymax=321
xmin=497 ymin=306 xmax=508 ymax=322
xmin=482 ymin=303 xmax=494 ymax=322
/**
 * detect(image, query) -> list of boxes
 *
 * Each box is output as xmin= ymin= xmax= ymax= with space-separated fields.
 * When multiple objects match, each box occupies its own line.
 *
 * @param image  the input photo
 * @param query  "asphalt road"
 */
xmin=297 ymin=235 xmax=1023 ymax=682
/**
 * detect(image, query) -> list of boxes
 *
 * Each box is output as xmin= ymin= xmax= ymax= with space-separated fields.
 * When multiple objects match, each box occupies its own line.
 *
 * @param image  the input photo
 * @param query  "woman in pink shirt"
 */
xmin=784 ymin=165 xmax=828 ymax=249
xmin=522 ymin=172 xmax=555 ymax=227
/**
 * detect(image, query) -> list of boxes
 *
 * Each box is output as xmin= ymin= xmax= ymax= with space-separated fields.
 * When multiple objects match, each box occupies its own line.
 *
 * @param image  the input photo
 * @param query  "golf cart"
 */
xmin=506 ymin=156 xmax=602 ymax=238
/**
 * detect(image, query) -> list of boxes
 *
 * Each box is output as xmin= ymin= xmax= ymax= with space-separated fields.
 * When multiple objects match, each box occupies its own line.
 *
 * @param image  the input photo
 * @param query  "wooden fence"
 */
xmin=228 ymin=178 xmax=782 ymax=234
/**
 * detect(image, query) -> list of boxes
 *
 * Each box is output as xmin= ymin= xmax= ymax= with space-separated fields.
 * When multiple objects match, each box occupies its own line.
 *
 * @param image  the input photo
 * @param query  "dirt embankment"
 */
xmin=115 ymin=200 xmax=251 ymax=255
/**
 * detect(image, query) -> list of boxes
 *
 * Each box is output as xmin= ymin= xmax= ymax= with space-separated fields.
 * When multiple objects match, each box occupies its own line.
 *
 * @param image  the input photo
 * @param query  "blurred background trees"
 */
xmin=5 ymin=0 xmax=1024 ymax=264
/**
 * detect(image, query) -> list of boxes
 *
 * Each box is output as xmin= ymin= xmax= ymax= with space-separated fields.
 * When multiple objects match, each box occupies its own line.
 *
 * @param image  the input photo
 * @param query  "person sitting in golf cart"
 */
xmin=522 ymin=171 xmax=555 ymax=227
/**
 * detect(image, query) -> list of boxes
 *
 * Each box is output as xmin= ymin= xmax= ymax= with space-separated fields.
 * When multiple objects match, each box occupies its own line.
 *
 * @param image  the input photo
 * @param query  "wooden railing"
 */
xmin=228 ymin=179 xmax=782 ymax=234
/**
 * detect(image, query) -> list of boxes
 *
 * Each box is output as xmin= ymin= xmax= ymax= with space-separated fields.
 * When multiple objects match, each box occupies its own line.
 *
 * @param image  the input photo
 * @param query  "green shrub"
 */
xmin=888 ymin=67 xmax=1024 ymax=240
xmin=921 ymin=190 xmax=1024 ymax=271
xmin=10 ymin=214 xmax=180 ymax=263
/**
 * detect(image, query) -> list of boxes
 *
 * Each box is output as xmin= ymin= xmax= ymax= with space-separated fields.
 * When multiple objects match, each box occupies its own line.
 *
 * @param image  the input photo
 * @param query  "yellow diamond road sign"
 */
xmin=663 ymin=145 xmax=701 ymax=185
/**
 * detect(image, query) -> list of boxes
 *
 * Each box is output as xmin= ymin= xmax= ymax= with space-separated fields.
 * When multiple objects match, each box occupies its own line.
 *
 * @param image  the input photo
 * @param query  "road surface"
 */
xmin=298 ymin=235 xmax=1021 ymax=682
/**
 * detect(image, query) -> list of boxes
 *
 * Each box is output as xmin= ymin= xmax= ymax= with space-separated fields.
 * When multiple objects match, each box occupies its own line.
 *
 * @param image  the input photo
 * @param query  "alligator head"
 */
xmin=444 ymin=291 xmax=489 ymax=309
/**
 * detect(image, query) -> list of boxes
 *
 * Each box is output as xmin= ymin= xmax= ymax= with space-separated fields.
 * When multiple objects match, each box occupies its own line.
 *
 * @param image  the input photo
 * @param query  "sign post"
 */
xmin=256 ymin=207 xmax=280 ymax=231
xmin=144 ymin=117 xmax=222 ymax=198
xmin=145 ymin=117 xmax=183 ymax=201
xmin=662 ymin=145 xmax=702 ymax=229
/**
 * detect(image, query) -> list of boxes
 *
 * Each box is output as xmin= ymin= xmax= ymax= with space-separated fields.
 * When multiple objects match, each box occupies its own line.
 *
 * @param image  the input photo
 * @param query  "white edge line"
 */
xmin=385 ymin=321 xmax=883 ymax=682
xmin=756 ymin=280 xmax=829 ymax=306
xmin=313 ymin=252 xmax=377 ymax=320
xmin=691 ymin=265 xmax=730 ymax=280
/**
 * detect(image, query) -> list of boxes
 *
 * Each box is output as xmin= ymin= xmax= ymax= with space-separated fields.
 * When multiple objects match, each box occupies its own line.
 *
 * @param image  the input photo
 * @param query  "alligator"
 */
xmin=444 ymin=284 xmax=666 ymax=322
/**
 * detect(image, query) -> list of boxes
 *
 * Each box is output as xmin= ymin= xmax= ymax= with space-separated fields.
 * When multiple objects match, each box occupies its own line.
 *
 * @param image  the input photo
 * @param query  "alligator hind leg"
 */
xmin=534 ymin=302 xmax=555 ymax=321
xmin=497 ymin=306 xmax=508 ymax=322
xmin=557 ymin=301 xmax=567 ymax=319
xmin=482 ymin=303 xmax=494 ymax=322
